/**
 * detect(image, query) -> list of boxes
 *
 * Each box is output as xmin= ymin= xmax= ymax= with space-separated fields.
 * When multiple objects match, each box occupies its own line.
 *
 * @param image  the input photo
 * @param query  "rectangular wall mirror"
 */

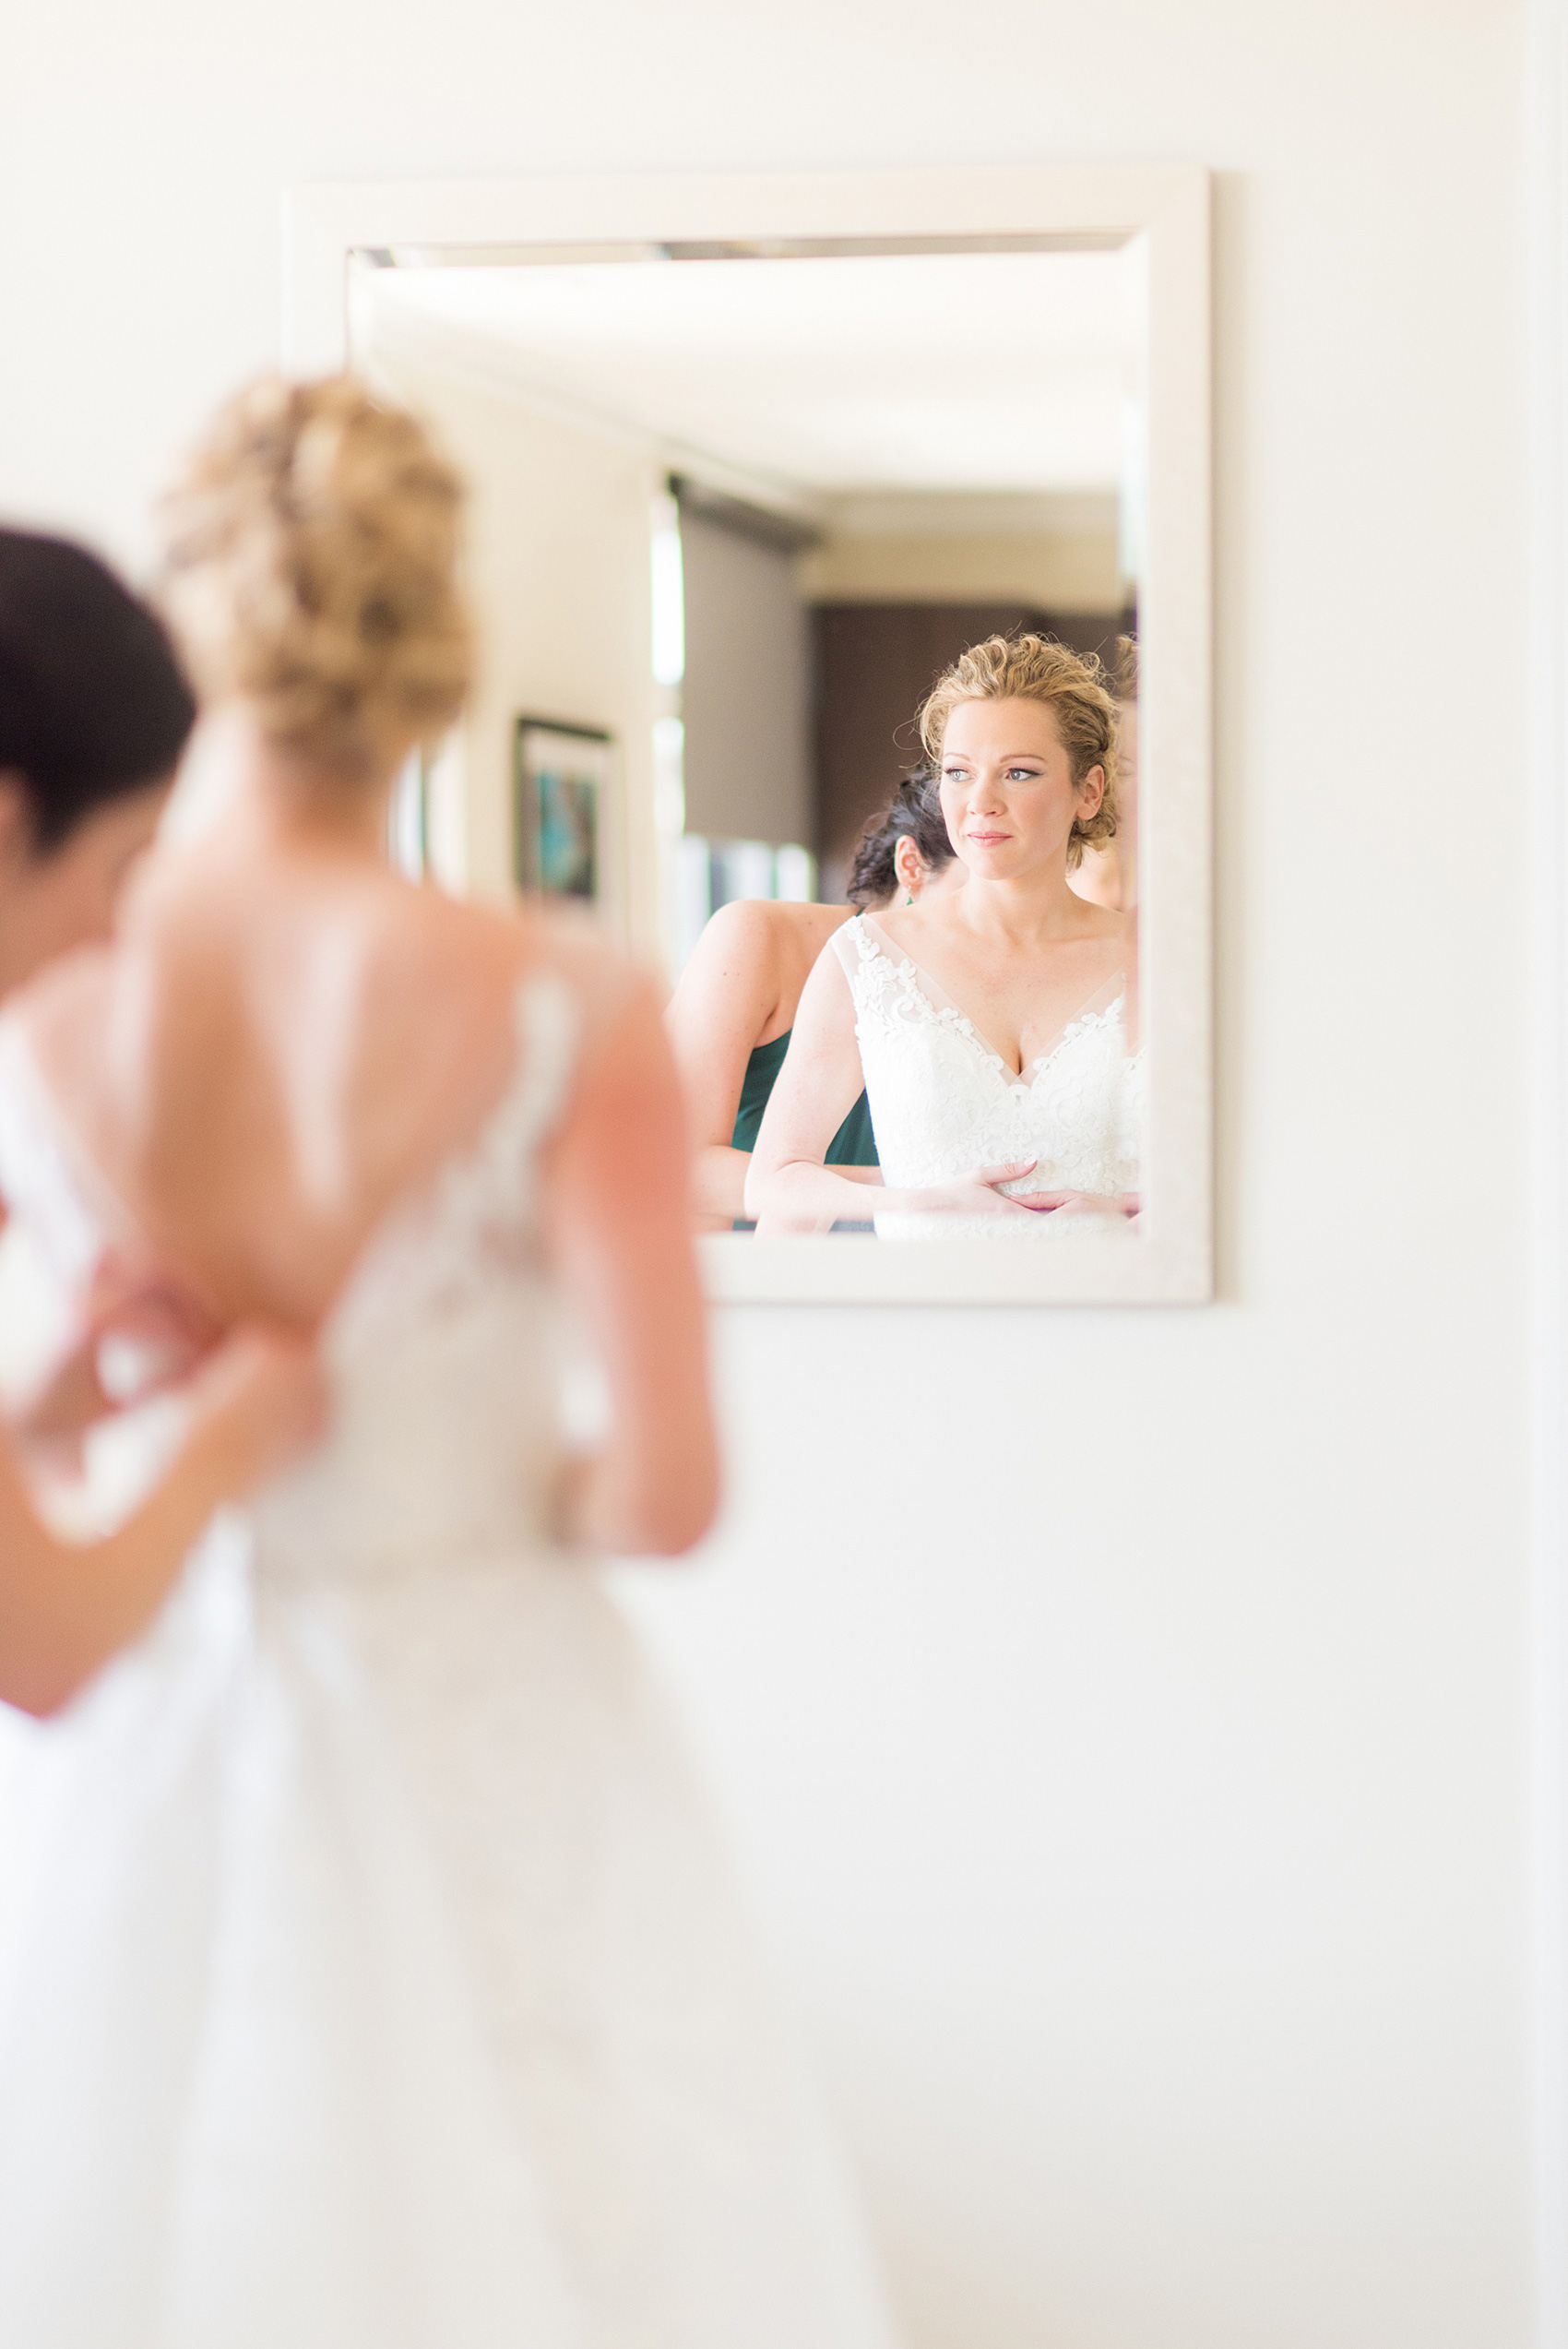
xmin=291 ymin=166 xmax=1210 ymax=1304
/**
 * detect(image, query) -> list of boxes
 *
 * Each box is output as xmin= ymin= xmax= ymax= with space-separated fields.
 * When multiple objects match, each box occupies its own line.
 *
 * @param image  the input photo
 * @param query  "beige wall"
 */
xmin=0 ymin=4 xmax=1538 ymax=2345
xmin=802 ymin=524 xmax=1123 ymax=609
xmin=368 ymin=355 xmax=662 ymax=948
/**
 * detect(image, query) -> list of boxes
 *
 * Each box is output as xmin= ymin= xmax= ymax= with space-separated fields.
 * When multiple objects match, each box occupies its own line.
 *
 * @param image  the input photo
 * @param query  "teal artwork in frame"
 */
xmin=515 ymin=719 xmax=612 ymax=902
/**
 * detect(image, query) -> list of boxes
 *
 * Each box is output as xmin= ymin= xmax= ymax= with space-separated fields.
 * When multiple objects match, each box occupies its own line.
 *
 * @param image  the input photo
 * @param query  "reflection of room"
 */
xmin=671 ymin=474 xmax=1134 ymax=931
xmin=356 ymin=242 xmax=1143 ymax=967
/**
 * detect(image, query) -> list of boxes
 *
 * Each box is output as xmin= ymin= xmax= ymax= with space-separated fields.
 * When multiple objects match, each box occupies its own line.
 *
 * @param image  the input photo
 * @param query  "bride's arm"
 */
xmin=543 ymin=974 xmax=719 ymax=1558
xmin=742 ymin=953 xmax=882 ymax=1231
xmin=665 ymin=901 xmax=782 ymax=1228
xmin=0 ymin=1328 xmax=324 ymax=1718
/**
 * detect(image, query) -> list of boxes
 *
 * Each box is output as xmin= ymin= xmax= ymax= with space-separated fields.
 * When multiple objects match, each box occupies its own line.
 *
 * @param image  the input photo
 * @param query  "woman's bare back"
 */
xmin=12 ymin=828 xmax=600 ymax=1333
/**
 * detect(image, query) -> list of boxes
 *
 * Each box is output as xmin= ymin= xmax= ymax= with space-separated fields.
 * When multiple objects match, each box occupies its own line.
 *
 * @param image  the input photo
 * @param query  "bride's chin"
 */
xmin=960 ymin=851 xmax=1029 ymax=880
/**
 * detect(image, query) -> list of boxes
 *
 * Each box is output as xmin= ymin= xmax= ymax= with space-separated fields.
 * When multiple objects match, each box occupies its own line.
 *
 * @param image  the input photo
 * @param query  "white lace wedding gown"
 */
xmin=0 ymin=972 xmax=897 ymax=2349
xmin=830 ymin=915 xmax=1143 ymax=1239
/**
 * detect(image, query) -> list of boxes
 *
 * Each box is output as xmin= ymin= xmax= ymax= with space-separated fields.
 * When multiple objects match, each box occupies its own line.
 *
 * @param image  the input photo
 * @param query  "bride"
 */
xmin=0 ymin=378 xmax=896 ymax=2348
xmin=746 ymin=634 xmax=1142 ymax=1239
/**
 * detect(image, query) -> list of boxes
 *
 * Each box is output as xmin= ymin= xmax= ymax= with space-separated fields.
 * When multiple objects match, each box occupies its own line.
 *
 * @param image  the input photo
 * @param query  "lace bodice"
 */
xmin=0 ymin=972 xmax=586 ymax=1582
xmin=830 ymin=915 xmax=1143 ymax=1240
xmin=255 ymin=973 xmax=582 ymax=1585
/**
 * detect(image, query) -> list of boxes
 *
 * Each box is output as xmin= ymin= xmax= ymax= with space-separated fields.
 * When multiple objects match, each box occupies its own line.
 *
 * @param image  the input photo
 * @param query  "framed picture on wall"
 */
xmin=514 ymin=719 xmax=612 ymax=902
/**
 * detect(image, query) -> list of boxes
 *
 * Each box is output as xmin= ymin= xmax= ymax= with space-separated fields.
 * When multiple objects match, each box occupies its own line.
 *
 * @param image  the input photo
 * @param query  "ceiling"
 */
xmin=361 ymin=245 xmax=1142 ymax=505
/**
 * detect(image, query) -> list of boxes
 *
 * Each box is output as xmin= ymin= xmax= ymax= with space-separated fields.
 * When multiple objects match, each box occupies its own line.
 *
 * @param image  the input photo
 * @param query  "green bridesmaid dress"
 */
xmin=727 ymin=1031 xmax=876 ymax=1229
xmin=731 ymin=1031 xmax=878 ymax=1164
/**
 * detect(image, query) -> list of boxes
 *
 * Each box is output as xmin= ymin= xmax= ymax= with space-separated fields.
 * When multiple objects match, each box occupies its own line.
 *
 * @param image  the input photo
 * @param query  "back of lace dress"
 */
xmin=247 ymin=968 xmax=587 ymax=1590
xmin=0 ymin=966 xmax=588 ymax=1585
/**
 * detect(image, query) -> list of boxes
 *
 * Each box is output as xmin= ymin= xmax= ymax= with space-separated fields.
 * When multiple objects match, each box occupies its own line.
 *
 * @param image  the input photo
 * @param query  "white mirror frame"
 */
xmin=287 ymin=163 xmax=1211 ymax=1306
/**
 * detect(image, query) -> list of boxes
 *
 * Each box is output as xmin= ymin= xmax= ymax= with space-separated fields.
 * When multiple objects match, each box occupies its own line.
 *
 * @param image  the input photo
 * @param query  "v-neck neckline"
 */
xmin=857 ymin=914 xmax=1125 ymax=1092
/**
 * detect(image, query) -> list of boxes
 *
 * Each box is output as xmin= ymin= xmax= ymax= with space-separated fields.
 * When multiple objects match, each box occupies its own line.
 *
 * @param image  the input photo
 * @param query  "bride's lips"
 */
xmin=966 ymin=829 xmax=1011 ymax=846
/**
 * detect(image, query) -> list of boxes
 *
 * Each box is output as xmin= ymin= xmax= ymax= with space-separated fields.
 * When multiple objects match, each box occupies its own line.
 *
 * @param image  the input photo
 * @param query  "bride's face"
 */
xmin=938 ymin=698 xmax=1104 ymax=884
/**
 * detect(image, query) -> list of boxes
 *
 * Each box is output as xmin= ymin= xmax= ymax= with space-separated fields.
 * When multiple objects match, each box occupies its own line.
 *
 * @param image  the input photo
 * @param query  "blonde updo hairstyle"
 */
xmin=158 ymin=375 xmax=471 ymax=780
xmin=918 ymin=632 xmax=1121 ymax=871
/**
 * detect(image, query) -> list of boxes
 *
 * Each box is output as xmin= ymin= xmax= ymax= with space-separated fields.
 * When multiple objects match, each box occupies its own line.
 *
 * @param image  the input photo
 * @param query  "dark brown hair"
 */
xmin=0 ymin=530 xmax=196 ymax=848
xmin=846 ymin=765 xmax=955 ymax=908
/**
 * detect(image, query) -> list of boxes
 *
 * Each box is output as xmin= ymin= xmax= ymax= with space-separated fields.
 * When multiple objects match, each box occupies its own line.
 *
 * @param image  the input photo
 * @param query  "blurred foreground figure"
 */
xmin=0 ymin=528 xmax=321 ymax=1714
xmin=0 ymin=384 xmax=897 ymax=2349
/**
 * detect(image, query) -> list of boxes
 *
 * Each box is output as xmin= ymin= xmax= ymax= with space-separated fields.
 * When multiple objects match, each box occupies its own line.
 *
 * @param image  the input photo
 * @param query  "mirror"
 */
xmin=297 ymin=166 xmax=1209 ymax=1304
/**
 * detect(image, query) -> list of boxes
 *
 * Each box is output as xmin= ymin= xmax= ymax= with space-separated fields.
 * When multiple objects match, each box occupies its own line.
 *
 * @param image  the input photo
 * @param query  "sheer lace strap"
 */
xmin=328 ymin=970 xmax=581 ymax=1356
xmin=458 ymin=970 xmax=581 ymax=1210
xmin=399 ymin=966 xmax=580 ymax=1252
xmin=826 ymin=915 xmax=874 ymax=978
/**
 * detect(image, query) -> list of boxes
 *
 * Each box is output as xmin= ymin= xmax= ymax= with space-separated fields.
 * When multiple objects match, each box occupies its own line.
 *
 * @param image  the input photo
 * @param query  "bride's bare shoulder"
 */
xmin=350 ymin=890 xmax=660 ymax=1100
xmin=517 ymin=902 xmax=667 ymax=1049
xmin=386 ymin=889 xmax=642 ymax=1002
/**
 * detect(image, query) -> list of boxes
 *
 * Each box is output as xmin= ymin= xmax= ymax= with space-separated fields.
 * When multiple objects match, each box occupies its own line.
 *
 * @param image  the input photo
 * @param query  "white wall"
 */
xmin=367 ymin=351 xmax=663 ymax=941
xmin=0 ymin=5 xmax=1537 ymax=2345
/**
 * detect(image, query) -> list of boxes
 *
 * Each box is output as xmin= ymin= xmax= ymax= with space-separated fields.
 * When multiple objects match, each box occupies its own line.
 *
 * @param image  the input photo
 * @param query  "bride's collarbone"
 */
xmin=873 ymin=912 xmax=1126 ymax=1073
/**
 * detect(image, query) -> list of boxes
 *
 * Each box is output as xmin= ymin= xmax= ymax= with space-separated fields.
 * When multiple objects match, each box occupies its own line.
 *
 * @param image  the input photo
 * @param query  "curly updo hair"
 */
xmin=917 ymin=632 xmax=1120 ymax=871
xmin=157 ymin=375 xmax=472 ymax=778
xmin=845 ymin=765 xmax=955 ymax=909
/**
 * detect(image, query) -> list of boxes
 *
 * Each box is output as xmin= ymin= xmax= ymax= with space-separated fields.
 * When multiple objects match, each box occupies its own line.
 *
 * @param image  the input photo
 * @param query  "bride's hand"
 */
xmin=18 ymin=1258 xmax=221 ymax=1448
xmin=1040 ymin=1190 xmax=1141 ymax=1221
xmin=87 ymin=1258 xmax=220 ymax=1404
xmin=911 ymin=1173 xmax=1142 ymax=1222
xmin=921 ymin=1158 xmax=1052 ymax=1220
xmin=184 ymin=1327 xmax=329 ymax=1497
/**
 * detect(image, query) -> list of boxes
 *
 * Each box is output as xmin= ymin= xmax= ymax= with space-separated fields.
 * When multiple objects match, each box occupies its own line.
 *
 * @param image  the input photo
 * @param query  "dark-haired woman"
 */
xmin=0 ymin=528 xmax=321 ymax=1714
xmin=667 ymin=769 xmax=962 ymax=1229
xmin=0 ymin=529 xmax=198 ymax=998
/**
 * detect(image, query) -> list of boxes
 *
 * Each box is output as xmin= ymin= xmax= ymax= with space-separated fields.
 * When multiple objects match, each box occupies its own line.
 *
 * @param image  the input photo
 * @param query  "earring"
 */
xmin=904 ymin=888 xmax=915 ymax=907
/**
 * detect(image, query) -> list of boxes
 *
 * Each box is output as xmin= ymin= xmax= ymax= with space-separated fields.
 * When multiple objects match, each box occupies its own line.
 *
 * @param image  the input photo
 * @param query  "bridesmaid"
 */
xmin=667 ymin=769 xmax=961 ymax=1229
xmin=0 ymin=529 xmax=320 ymax=1714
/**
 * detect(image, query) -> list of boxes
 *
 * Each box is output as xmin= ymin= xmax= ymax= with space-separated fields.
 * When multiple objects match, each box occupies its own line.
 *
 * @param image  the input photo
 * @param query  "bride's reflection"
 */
xmin=667 ymin=768 xmax=961 ymax=1231
xmin=747 ymin=634 xmax=1142 ymax=1239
